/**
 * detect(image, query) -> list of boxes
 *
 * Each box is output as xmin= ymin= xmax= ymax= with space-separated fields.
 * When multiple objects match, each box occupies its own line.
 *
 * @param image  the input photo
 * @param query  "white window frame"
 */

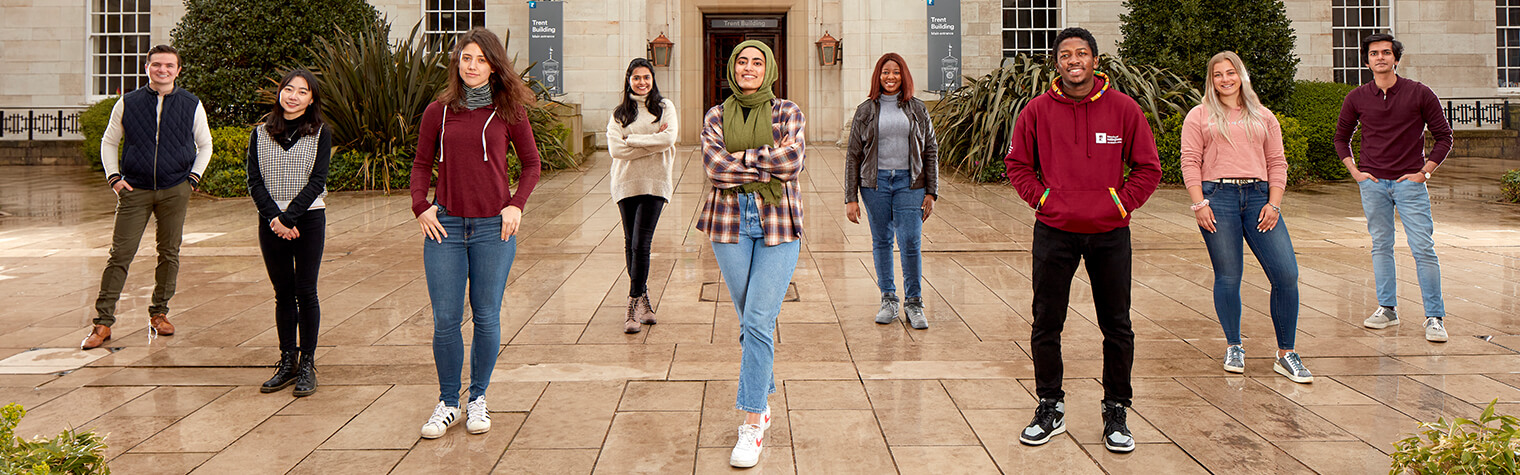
xmin=1331 ymin=0 xmax=1393 ymax=85
xmin=1000 ymin=0 xmax=1065 ymax=61
xmin=1499 ymin=0 xmax=1520 ymax=94
xmin=86 ymin=0 xmax=152 ymax=102
xmin=423 ymin=0 xmax=487 ymax=53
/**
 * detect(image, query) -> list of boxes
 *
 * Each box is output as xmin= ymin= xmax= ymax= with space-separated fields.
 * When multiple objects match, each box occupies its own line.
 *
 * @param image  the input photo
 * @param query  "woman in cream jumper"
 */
xmin=606 ymin=57 xmax=677 ymax=334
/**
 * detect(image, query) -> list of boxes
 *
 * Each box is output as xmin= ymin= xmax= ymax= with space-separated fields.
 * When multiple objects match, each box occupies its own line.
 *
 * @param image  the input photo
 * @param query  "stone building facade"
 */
xmin=1 ymin=0 xmax=1510 ymax=144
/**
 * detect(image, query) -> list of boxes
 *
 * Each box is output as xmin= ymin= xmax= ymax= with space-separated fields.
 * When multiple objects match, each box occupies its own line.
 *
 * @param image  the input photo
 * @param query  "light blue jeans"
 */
xmin=711 ymin=192 xmax=800 ymax=414
xmin=1357 ymin=179 xmax=1444 ymax=318
xmin=859 ymin=169 xmax=926 ymax=299
xmin=424 ymin=205 xmax=518 ymax=407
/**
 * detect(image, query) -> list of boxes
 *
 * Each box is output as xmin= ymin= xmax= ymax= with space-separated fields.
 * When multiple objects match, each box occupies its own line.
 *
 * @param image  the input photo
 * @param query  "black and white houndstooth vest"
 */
xmin=255 ymin=125 xmax=326 ymax=211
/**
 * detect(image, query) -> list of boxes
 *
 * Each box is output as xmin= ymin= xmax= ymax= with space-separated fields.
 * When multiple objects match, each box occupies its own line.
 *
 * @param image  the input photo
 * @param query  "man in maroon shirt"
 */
xmin=1333 ymin=33 xmax=1453 ymax=343
xmin=1005 ymin=27 xmax=1162 ymax=454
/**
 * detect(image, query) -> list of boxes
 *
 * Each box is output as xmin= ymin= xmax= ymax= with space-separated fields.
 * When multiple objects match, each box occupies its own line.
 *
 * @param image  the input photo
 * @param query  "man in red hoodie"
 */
xmin=1004 ymin=27 xmax=1161 ymax=454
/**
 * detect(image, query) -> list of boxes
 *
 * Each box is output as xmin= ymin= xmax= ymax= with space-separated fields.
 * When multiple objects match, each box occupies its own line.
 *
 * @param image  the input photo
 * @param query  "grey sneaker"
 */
xmin=1223 ymin=345 xmax=1245 ymax=374
xmin=1424 ymin=317 xmax=1448 ymax=343
xmin=874 ymin=294 xmax=900 ymax=324
xmin=1273 ymin=352 xmax=1314 ymax=384
xmin=1364 ymin=306 xmax=1399 ymax=329
xmin=904 ymin=297 xmax=928 ymax=329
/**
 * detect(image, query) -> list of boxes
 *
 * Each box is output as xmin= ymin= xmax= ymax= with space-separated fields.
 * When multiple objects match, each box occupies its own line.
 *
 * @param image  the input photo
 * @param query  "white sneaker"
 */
xmin=729 ymin=423 xmax=766 ymax=468
xmin=1364 ymin=307 xmax=1399 ymax=329
xmin=1425 ymin=317 xmax=1449 ymax=343
xmin=420 ymin=401 xmax=460 ymax=439
xmin=466 ymin=397 xmax=491 ymax=434
xmin=759 ymin=406 xmax=772 ymax=431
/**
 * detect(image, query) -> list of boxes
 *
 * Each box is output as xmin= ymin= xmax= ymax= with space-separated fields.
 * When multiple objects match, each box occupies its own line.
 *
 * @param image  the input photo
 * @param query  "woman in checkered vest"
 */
xmin=695 ymin=40 xmax=806 ymax=469
xmin=247 ymin=68 xmax=331 ymax=398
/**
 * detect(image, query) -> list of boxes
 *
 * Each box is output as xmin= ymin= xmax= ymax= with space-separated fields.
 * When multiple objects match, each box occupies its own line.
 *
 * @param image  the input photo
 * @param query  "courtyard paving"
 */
xmin=0 ymin=146 xmax=1517 ymax=474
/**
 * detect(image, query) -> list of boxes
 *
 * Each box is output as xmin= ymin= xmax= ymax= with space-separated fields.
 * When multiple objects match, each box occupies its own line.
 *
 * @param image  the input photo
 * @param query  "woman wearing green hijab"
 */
xmin=695 ymin=40 xmax=806 ymax=469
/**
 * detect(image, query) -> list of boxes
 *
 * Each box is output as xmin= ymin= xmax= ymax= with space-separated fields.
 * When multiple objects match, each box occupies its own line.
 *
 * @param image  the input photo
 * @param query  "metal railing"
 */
xmin=0 ymin=108 xmax=87 ymax=140
xmin=1442 ymin=97 xmax=1513 ymax=129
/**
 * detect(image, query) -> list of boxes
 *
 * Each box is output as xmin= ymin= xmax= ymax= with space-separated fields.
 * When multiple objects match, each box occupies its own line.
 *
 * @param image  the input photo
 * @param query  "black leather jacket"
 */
xmin=844 ymin=95 xmax=939 ymax=203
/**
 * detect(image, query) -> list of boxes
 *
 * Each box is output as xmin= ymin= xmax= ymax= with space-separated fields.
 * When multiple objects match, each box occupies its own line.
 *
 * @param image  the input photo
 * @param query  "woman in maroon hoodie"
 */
xmin=409 ymin=27 xmax=541 ymax=440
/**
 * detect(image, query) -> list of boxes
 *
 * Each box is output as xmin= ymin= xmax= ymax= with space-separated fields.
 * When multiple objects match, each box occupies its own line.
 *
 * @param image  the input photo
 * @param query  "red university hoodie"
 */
xmin=1004 ymin=74 xmax=1162 ymax=234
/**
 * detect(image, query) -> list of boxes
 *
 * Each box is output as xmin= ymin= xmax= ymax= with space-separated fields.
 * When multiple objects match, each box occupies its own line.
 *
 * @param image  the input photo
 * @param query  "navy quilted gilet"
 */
xmin=119 ymin=86 xmax=201 ymax=190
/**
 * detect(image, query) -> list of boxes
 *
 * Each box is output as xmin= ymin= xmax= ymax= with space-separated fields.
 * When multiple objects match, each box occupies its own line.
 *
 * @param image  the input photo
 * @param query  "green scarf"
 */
xmin=722 ymin=40 xmax=779 ymax=154
xmin=719 ymin=40 xmax=785 ymax=206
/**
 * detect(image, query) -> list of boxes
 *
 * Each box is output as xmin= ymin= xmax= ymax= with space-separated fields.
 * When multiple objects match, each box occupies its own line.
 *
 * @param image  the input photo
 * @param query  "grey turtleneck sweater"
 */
xmin=464 ymin=83 xmax=493 ymax=110
xmin=876 ymin=93 xmax=911 ymax=171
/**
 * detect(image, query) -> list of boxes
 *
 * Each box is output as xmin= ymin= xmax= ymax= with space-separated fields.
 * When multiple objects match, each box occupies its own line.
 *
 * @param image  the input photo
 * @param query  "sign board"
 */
xmin=927 ymin=0 xmax=961 ymax=92
xmin=711 ymin=19 xmax=780 ymax=29
xmin=529 ymin=1 xmax=564 ymax=95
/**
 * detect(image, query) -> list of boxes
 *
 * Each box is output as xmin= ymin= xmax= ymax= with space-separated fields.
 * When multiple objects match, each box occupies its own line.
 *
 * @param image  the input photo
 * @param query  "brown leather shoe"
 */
xmin=635 ymin=294 xmax=657 ymax=325
xmin=149 ymin=312 xmax=176 ymax=336
xmin=623 ymin=297 xmax=641 ymax=334
xmin=80 ymin=324 xmax=111 ymax=349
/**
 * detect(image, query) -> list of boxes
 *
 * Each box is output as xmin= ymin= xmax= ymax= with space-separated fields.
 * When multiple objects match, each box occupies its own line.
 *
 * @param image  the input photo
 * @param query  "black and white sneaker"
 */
xmin=1101 ymin=400 xmax=1135 ymax=453
xmin=1019 ymin=398 xmax=1065 ymax=445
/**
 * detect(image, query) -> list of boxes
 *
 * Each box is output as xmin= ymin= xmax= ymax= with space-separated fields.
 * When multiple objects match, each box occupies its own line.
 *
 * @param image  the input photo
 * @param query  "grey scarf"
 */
xmin=464 ymin=83 xmax=493 ymax=110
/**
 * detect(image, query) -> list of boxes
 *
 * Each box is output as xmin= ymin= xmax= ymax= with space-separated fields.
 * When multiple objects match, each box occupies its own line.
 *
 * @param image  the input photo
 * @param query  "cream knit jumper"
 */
xmin=606 ymin=95 xmax=677 ymax=202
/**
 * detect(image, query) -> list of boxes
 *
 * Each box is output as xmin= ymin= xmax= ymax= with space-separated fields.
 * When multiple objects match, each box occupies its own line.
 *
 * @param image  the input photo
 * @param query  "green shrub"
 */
xmin=79 ymin=97 xmax=120 ymax=171
xmin=171 ymin=0 xmax=380 ymax=127
xmin=1118 ymin=0 xmax=1300 ymax=112
xmin=0 ymin=403 xmax=109 ymax=474
xmin=1278 ymin=114 xmax=1309 ymax=185
xmin=1288 ymin=80 xmax=1357 ymax=181
xmin=1502 ymin=169 xmax=1520 ymax=203
xmin=308 ymin=19 xmax=447 ymax=193
xmin=1153 ymin=112 xmax=1187 ymax=185
xmin=197 ymin=126 xmax=252 ymax=198
xmin=1391 ymin=400 xmax=1520 ymax=474
xmin=931 ymin=54 xmax=1201 ymax=183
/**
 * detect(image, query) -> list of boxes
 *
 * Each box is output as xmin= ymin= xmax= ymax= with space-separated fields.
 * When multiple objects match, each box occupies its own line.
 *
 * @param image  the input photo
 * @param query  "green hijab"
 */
xmin=722 ymin=40 xmax=779 ymax=154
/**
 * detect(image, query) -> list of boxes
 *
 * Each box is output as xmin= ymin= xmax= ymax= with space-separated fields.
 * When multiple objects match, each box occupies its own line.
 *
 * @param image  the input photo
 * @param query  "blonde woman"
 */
xmin=1180 ymin=51 xmax=1311 ymax=384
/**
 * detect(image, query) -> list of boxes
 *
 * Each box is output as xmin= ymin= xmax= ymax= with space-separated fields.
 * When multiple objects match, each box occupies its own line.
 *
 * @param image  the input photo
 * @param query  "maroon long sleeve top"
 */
xmin=1333 ymin=77 xmax=1453 ymax=180
xmin=410 ymin=101 xmax=542 ymax=217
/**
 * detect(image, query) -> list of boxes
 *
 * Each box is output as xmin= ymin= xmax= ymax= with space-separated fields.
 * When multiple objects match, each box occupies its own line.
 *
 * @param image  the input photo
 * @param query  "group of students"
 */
xmin=85 ymin=25 xmax=1452 ymax=467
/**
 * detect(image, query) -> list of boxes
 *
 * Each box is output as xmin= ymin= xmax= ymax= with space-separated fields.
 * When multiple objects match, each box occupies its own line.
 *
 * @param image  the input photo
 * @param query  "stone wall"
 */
xmin=0 ymin=141 xmax=86 ymax=166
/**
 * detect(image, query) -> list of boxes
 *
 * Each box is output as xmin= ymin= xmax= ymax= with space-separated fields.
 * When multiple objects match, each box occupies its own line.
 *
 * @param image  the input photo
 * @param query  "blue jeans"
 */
xmin=1199 ymin=181 xmax=1299 ymax=350
xmin=859 ymin=169 xmax=926 ymax=299
xmin=424 ymin=205 xmax=518 ymax=407
xmin=1357 ymin=179 xmax=1444 ymax=317
xmin=711 ymin=192 xmax=800 ymax=414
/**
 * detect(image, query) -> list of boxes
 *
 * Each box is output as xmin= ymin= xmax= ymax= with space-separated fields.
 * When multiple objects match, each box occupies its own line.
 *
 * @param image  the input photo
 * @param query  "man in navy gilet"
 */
xmin=83 ymin=44 xmax=212 ymax=349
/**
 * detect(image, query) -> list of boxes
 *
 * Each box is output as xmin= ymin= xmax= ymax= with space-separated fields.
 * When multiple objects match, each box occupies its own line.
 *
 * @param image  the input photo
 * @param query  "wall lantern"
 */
xmin=816 ymin=31 xmax=842 ymax=66
xmin=648 ymin=32 xmax=675 ymax=67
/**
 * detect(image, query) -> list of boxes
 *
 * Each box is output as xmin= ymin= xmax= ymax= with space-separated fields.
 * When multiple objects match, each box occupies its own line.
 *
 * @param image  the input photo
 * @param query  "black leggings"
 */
xmin=618 ymin=195 xmax=666 ymax=297
xmin=258 ymin=209 xmax=325 ymax=355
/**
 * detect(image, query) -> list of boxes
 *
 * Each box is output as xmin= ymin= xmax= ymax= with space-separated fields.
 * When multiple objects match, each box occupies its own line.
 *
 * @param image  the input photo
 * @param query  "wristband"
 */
xmin=1190 ymin=199 xmax=1210 ymax=212
xmin=1268 ymin=203 xmax=1281 ymax=213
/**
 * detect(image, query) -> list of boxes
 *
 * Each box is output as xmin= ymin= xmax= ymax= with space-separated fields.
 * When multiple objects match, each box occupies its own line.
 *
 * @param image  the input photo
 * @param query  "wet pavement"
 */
xmin=0 ymin=147 xmax=1517 ymax=474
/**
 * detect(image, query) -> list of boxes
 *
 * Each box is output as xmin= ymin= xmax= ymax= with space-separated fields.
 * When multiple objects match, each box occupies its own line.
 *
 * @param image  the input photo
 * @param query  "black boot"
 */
xmin=261 ymin=350 xmax=299 ymax=393
xmin=293 ymin=352 xmax=318 ymax=397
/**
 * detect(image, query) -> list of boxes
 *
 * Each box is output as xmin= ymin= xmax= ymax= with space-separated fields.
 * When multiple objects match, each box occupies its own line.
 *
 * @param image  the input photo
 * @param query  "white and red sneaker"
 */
xmin=729 ymin=423 xmax=766 ymax=468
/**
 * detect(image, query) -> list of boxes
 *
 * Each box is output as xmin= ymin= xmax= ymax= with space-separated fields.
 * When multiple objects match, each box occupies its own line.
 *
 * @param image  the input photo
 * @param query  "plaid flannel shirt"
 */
xmin=695 ymin=99 xmax=807 ymax=245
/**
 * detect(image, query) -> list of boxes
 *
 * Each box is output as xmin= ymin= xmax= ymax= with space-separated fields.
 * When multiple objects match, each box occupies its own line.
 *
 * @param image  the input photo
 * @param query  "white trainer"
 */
xmin=1424 ymin=317 xmax=1449 ymax=343
xmin=420 ymin=401 xmax=460 ymax=439
xmin=1363 ymin=307 xmax=1399 ymax=329
xmin=729 ymin=423 xmax=766 ymax=468
xmin=466 ymin=397 xmax=491 ymax=434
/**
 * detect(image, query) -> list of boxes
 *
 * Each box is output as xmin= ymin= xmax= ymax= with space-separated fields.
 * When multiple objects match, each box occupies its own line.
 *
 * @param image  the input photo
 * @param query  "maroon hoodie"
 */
xmin=1004 ymin=75 xmax=1162 ymax=234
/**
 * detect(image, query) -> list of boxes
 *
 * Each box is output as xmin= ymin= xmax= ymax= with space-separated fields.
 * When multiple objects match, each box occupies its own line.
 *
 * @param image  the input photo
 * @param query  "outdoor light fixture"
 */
xmin=816 ymin=31 xmax=841 ymax=66
xmin=647 ymin=32 xmax=674 ymax=67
